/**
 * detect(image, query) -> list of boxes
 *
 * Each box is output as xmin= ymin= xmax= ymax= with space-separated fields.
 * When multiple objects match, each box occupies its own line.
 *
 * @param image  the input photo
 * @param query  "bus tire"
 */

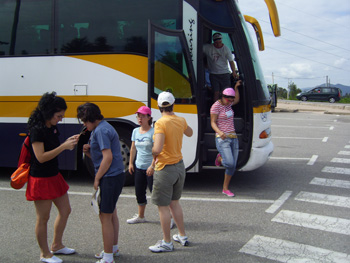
xmin=113 ymin=126 xmax=134 ymax=186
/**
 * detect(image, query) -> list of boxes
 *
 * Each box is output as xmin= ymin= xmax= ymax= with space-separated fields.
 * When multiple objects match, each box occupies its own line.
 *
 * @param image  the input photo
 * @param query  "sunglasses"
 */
xmin=223 ymin=95 xmax=235 ymax=99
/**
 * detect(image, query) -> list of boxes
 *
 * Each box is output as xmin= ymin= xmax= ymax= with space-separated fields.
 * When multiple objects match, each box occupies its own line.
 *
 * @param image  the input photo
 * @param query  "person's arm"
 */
xmin=229 ymin=60 xmax=237 ymax=79
xmin=128 ymin=141 xmax=136 ymax=174
xmin=32 ymin=135 xmax=78 ymax=163
xmin=94 ymin=148 xmax=113 ymax=190
xmin=146 ymin=158 xmax=156 ymax=176
xmin=210 ymin=113 xmax=226 ymax=140
xmin=152 ymin=133 xmax=165 ymax=156
xmin=232 ymin=80 xmax=242 ymax=106
xmin=184 ymin=125 xmax=193 ymax=137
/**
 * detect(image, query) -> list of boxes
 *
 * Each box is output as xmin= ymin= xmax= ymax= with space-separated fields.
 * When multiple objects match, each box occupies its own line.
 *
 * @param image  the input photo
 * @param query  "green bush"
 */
xmin=339 ymin=97 xmax=350 ymax=103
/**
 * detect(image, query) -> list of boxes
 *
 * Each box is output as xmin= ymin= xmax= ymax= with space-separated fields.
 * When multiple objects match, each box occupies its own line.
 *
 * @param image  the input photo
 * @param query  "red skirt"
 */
xmin=26 ymin=173 xmax=69 ymax=201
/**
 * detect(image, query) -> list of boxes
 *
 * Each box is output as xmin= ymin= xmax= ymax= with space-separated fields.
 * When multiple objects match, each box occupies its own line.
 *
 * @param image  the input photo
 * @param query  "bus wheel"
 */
xmin=115 ymin=127 xmax=134 ymax=186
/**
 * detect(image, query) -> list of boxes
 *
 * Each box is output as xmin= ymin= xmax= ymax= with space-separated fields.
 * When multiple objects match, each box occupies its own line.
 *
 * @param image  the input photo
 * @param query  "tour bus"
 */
xmin=0 ymin=0 xmax=280 ymax=184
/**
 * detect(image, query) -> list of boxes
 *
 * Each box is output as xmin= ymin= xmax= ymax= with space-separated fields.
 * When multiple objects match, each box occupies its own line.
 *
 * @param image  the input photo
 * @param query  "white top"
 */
xmin=204 ymin=44 xmax=233 ymax=74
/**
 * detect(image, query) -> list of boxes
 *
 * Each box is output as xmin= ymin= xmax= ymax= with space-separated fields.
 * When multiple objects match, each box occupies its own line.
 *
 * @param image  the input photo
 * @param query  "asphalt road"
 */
xmin=0 ymin=110 xmax=349 ymax=263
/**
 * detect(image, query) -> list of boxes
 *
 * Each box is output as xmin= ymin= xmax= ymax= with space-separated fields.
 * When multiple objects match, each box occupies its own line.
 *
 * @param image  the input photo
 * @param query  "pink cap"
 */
xmin=223 ymin=87 xmax=235 ymax=97
xmin=136 ymin=106 xmax=152 ymax=116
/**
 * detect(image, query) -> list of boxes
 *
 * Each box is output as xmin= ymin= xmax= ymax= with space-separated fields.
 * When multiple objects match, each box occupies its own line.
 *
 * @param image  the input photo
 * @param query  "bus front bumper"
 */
xmin=239 ymin=141 xmax=274 ymax=171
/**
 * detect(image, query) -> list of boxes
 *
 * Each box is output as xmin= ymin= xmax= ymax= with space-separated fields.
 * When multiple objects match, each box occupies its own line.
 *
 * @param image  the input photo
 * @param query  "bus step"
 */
xmin=202 ymin=165 xmax=225 ymax=170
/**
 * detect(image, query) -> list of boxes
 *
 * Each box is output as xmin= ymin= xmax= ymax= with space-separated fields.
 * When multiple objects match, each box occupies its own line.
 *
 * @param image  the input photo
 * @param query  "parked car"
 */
xmin=296 ymin=87 xmax=342 ymax=103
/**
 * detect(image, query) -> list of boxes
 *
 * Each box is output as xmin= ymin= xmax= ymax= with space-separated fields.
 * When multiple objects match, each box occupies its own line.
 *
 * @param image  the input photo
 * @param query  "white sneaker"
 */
xmin=170 ymin=218 xmax=176 ymax=229
xmin=173 ymin=234 xmax=189 ymax=246
xmin=95 ymin=259 xmax=115 ymax=263
xmin=126 ymin=214 xmax=146 ymax=224
xmin=95 ymin=250 xmax=119 ymax=259
xmin=149 ymin=240 xmax=174 ymax=253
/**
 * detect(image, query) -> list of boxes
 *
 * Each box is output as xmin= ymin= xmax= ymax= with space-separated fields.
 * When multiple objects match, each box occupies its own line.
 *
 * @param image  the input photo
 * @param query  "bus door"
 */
xmin=198 ymin=21 xmax=250 ymax=169
xmin=148 ymin=22 xmax=199 ymax=171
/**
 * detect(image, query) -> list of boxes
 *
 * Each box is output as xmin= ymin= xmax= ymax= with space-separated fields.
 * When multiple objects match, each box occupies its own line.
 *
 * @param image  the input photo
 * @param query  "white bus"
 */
xmin=0 ymin=0 xmax=280 ymax=184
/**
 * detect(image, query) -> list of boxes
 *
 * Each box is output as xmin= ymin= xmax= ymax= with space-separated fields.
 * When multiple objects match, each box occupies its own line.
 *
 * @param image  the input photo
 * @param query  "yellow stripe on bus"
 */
xmin=0 ymin=95 xmax=145 ymax=118
xmin=151 ymin=98 xmax=197 ymax=114
xmin=70 ymin=54 xmax=148 ymax=83
xmin=253 ymin=104 xmax=271 ymax=113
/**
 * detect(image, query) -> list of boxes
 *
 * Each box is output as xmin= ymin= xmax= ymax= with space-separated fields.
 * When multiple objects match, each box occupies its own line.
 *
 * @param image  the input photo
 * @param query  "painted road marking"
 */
xmin=322 ymin=166 xmax=350 ymax=175
xmin=272 ymin=210 xmax=350 ymax=235
xmin=331 ymin=158 xmax=350 ymax=164
xmin=295 ymin=191 xmax=350 ymax=209
xmin=265 ymin=190 xmax=292 ymax=214
xmin=270 ymin=157 xmax=310 ymax=161
xmin=239 ymin=235 xmax=350 ymax=263
xmin=322 ymin=137 xmax=328 ymax=142
xmin=307 ymin=155 xmax=318 ymax=165
xmin=310 ymin=177 xmax=350 ymax=189
xmin=329 ymin=126 xmax=334 ymax=130
xmin=338 ymin=151 xmax=350 ymax=156
xmin=345 ymin=145 xmax=350 ymax=149
xmin=272 ymin=125 xmax=331 ymax=129
xmin=0 ymin=187 xmax=274 ymax=204
xmin=273 ymin=137 xmax=324 ymax=140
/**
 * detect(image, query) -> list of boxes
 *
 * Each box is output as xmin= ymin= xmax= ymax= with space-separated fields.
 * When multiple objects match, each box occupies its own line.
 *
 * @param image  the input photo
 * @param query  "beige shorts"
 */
xmin=151 ymin=160 xmax=186 ymax=206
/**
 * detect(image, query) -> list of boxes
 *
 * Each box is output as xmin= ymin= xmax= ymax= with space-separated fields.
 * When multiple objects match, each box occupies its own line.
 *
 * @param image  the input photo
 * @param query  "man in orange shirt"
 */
xmin=149 ymin=92 xmax=193 ymax=253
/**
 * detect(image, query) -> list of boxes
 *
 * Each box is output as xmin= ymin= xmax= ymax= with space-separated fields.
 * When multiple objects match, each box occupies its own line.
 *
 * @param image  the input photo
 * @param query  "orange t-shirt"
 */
xmin=153 ymin=114 xmax=188 ymax=170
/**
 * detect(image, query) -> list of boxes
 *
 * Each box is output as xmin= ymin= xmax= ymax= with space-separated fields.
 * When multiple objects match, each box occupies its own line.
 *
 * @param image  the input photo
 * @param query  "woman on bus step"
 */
xmin=210 ymin=81 xmax=242 ymax=197
xmin=26 ymin=92 xmax=79 ymax=263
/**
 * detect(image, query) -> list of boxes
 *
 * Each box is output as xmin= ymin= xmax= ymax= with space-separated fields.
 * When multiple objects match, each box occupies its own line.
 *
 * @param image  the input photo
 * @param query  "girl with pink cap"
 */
xmin=127 ymin=106 xmax=155 ymax=224
xmin=210 ymin=80 xmax=242 ymax=197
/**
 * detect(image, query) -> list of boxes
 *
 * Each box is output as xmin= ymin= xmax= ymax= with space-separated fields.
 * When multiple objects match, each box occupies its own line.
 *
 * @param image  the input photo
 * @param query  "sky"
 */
xmin=238 ymin=0 xmax=350 ymax=90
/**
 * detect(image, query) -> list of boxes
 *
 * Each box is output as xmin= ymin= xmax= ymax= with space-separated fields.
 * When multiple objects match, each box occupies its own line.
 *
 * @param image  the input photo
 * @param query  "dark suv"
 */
xmin=296 ymin=87 xmax=342 ymax=103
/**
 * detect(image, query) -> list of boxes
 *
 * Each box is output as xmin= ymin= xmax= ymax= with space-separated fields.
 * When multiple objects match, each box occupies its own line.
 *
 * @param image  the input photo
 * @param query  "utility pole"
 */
xmin=326 ymin=75 xmax=328 ymax=88
xmin=272 ymin=72 xmax=274 ymax=85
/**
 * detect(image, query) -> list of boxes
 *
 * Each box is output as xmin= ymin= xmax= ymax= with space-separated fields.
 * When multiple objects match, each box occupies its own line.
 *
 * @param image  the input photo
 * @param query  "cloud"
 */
xmin=238 ymin=0 xmax=350 ymax=89
xmin=279 ymin=63 xmax=313 ymax=78
xmin=334 ymin=58 xmax=347 ymax=68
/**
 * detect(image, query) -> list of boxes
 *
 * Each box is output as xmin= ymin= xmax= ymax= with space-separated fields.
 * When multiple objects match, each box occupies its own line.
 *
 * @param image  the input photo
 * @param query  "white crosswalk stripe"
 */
xmin=271 ymin=210 xmax=350 ymax=235
xmin=331 ymin=158 xmax=350 ymax=164
xmin=310 ymin=177 xmax=350 ymax=189
xmin=239 ymin=235 xmax=350 ymax=263
xmin=338 ymin=151 xmax=350 ymax=155
xmin=322 ymin=166 xmax=350 ymax=175
xmin=295 ymin=191 xmax=350 ymax=208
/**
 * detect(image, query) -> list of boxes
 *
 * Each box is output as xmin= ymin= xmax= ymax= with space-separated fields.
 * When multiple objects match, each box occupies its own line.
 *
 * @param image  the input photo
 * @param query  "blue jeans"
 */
xmin=135 ymin=167 xmax=153 ymax=205
xmin=215 ymin=137 xmax=239 ymax=176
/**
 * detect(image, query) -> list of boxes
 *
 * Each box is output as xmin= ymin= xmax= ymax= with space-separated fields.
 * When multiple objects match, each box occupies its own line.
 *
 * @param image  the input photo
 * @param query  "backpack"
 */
xmin=10 ymin=136 xmax=31 ymax=189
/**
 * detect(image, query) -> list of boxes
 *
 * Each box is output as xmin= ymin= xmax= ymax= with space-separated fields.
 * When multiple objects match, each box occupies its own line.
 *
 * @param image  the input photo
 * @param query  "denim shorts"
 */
xmin=151 ymin=160 xmax=186 ymax=206
xmin=215 ymin=137 xmax=239 ymax=176
xmin=99 ymin=172 xmax=125 ymax=213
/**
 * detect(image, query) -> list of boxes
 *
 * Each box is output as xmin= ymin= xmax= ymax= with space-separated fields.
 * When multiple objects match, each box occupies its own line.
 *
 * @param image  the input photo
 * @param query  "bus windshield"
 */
xmin=236 ymin=5 xmax=270 ymax=101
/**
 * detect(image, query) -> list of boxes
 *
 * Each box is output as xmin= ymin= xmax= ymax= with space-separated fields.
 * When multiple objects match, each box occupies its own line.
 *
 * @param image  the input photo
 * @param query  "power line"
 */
xmin=265 ymin=45 xmax=350 ymax=72
xmin=257 ymin=17 xmax=350 ymax=53
xmin=275 ymin=1 xmax=350 ymax=31
xmin=263 ymin=31 xmax=350 ymax=61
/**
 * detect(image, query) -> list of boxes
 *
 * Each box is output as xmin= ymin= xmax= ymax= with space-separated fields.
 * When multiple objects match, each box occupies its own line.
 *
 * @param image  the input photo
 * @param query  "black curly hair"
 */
xmin=28 ymin=92 xmax=67 ymax=130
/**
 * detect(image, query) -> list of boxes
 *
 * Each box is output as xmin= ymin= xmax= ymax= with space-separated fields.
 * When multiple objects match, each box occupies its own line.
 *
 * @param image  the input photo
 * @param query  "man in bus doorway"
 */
xmin=204 ymin=32 xmax=238 ymax=102
xmin=149 ymin=91 xmax=193 ymax=253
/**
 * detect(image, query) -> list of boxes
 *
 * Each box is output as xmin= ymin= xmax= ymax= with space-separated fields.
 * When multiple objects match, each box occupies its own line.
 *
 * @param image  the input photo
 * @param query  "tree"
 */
xmin=288 ymin=82 xmax=301 ymax=100
xmin=277 ymin=87 xmax=287 ymax=99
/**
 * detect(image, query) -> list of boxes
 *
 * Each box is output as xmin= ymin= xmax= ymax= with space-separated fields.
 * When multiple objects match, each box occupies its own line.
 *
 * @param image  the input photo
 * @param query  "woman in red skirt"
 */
xmin=26 ymin=92 xmax=79 ymax=263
